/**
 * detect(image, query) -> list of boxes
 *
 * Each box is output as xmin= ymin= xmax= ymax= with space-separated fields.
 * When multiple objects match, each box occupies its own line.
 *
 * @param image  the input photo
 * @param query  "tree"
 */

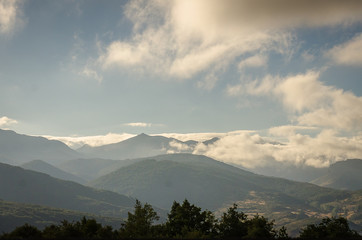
xmin=2 ymin=223 xmax=42 ymax=240
xmin=120 ymin=199 xmax=159 ymax=238
xmin=166 ymin=199 xmax=216 ymax=238
xmin=246 ymin=214 xmax=277 ymax=239
xmin=217 ymin=203 xmax=248 ymax=238
xmin=299 ymin=216 xmax=360 ymax=239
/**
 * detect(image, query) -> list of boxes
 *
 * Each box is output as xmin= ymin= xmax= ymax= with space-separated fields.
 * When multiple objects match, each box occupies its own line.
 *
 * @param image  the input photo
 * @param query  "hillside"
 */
xmin=77 ymin=133 xmax=193 ymax=160
xmin=0 ymin=162 xmax=135 ymax=218
xmin=0 ymin=199 xmax=122 ymax=233
xmin=0 ymin=129 xmax=81 ymax=165
xmin=57 ymin=158 xmax=143 ymax=181
xmin=311 ymin=159 xmax=362 ymax=190
xmin=90 ymin=154 xmax=362 ymax=235
xmin=21 ymin=160 xmax=86 ymax=184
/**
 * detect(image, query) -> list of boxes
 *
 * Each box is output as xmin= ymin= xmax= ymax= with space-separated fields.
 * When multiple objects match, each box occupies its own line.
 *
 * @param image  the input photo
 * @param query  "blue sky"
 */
xmin=1 ymin=0 xmax=362 ymax=168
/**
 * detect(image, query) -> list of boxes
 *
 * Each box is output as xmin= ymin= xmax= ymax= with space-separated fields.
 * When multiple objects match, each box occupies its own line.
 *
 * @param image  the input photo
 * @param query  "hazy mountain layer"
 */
xmin=21 ymin=160 xmax=86 ymax=184
xmin=0 ymin=129 xmax=81 ymax=165
xmin=311 ymin=159 xmax=362 ymax=190
xmin=57 ymin=158 xmax=144 ymax=181
xmin=0 ymin=162 xmax=135 ymax=218
xmin=90 ymin=153 xmax=362 ymax=235
xmin=77 ymin=133 xmax=193 ymax=160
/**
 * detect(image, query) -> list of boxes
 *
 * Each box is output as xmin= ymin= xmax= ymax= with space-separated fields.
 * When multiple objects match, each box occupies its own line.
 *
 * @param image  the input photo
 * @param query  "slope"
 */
xmin=0 ymin=129 xmax=81 ymax=165
xmin=311 ymin=159 xmax=362 ymax=190
xmin=0 ymin=162 xmax=135 ymax=218
xmin=90 ymin=154 xmax=362 ymax=235
xmin=57 ymin=158 xmax=143 ymax=181
xmin=0 ymin=199 xmax=122 ymax=233
xmin=21 ymin=160 xmax=86 ymax=184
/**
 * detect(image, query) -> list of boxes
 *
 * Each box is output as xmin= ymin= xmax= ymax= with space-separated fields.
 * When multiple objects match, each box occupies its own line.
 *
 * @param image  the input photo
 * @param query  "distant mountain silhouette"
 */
xmin=0 ymin=162 xmax=135 ymax=218
xmin=0 ymin=129 xmax=81 ymax=165
xmin=21 ymin=160 xmax=86 ymax=184
xmin=311 ymin=159 xmax=362 ymax=190
xmin=77 ymin=133 xmax=193 ymax=160
xmin=57 ymin=158 xmax=143 ymax=181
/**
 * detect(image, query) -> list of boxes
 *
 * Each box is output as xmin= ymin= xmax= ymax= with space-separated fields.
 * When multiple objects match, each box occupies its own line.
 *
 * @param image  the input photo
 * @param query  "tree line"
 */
xmin=1 ymin=199 xmax=360 ymax=239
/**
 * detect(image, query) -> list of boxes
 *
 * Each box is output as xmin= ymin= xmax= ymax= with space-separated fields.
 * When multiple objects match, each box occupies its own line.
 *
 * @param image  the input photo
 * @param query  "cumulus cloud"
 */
xmin=0 ymin=0 xmax=24 ymax=35
xmin=327 ymin=32 xmax=362 ymax=66
xmin=98 ymin=0 xmax=362 ymax=83
xmin=98 ymin=0 xmax=294 ymax=81
xmin=238 ymin=54 xmax=268 ymax=70
xmin=79 ymin=66 xmax=103 ymax=83
xmin=44 ymin=133 xmax=135 ymax=149
xmin=167 ymin=140 xmax=193 ymax=154
xmin=0 ymin=116 xmax=18 ymax=128
xmin=193 ymin=130 xmax=362 ymax=168
xmin=228 ymin=71 xmax=362 ymax=131
xmin=124 ymin=122 xmax=153 ymax=127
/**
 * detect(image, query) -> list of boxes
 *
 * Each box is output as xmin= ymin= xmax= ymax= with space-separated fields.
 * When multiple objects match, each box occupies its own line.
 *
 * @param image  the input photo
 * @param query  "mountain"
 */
xmin=311 ymin=159 xmax=362 ymax=190
xmin=249 ymin=160 xmax=328 ymax=182
xmin=21 ymin=160 xmax=86 ymax=184
xmin=90 ymin=153 xmax=362 ymax=235
xmin=0 ymin=162 xmax=135 ymax=218
xmin=0 ymin=199 xmax=122 ymax=233
xmin=57 ymin=158 xmax=143 ymax=181
xmin=77 ymin=133 xmax=193 ymax=160
xmin=0 ymin=129 xmax=81 ymax=165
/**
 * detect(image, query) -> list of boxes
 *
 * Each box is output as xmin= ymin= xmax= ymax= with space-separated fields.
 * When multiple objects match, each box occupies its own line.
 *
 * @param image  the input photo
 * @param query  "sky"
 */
xmin=1 ymin=0 xmax=362 ymax=168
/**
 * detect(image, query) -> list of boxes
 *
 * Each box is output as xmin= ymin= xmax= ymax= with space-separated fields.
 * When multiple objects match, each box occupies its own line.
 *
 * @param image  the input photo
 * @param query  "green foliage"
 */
xmin=2 ymin=223 xmax=42 ymax=240
xmin=217 ymin=203 xmax=248 ymax=238
xmin=2 ymin=200 xmax=361 ymax=240
xmin=119 ymin=199 xmax=159 ymax=238
xmin=299 ymin=216 xmax=360 ymax=239
xmin=246 ymin=215 xmax=277 ymax=239
xmin=166 ymin=199 xmax=216 ymax=238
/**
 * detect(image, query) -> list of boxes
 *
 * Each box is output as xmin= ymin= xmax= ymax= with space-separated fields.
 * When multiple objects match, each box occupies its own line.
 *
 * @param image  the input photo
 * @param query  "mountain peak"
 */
xmin=137 ymin=133 xmax=149 ymax=137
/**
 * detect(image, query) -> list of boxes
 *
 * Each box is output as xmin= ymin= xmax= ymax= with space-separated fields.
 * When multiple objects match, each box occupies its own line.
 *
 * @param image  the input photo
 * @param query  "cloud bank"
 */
xmin=0 ymin=116 xmax=18 ymax=128
xmin=193 ymin=129 xmax=362 ymax=169
xmin=44 ymin=133 xmax=135 ymax=149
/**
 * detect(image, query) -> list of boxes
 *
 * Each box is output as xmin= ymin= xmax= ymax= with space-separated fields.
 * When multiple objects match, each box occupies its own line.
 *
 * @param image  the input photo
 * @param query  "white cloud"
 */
xmin=0 ymin=0 xmax=24 ymax=35
xmin=193 ymin=130 xmax=362 ymax=168
xmin=229 ymin=71 xmax=362 ymax=132
xmin=238 ymin=54 xmax=268 ymax=70
xmin=125 ymin=122 xmax=153 ymax=127
xmin=98 ymin=0 xmax=362 ymax=84
xmin=0 ymin=116 xmax=18 ymax=127
xmin=43 ymin=133 xmax=135 ymax=149
xmin=268 ymin=125 xmax=317 ymax=137
xmin=327 ymin=32 xmax=362 ymax=66
xmin=157 ymin=130 xmax=255 ymax=142
xmin=79 ymin=66 xmax=103 ymax=83
xmin=167 ymin=140 xmax=193 ymax=154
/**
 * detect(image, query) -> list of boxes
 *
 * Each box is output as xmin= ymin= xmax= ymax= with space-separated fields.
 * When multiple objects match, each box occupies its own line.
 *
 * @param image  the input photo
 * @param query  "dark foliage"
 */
xmin=1 ymin=200 xmax=360 ymax=239
xmin=299 ymin=216 xmax=361 ymax=239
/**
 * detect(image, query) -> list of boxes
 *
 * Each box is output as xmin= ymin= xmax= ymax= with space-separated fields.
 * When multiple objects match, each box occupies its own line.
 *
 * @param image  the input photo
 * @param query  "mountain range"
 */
xmin=89 ymin=153 xmax=362 ymax=235
xmin=21 ymin=159 xmax=86 ymax=184
xmin=77 ymin=133 xmax=194 ymax=160
xmin=0 ymin=162 xmax=135 ymax=218
xmin=311 ymin=159 xmax=362 ymax=190
xmin=0 ymin=129 xmax=361 ymax=236
xmin=0 ymin=129 xmax=81 ymax=165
